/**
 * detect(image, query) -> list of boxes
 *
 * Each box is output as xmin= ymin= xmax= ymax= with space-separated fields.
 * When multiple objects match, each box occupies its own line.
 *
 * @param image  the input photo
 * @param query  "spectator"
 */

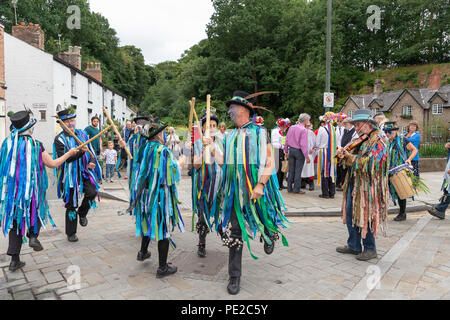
xmin=284 ymin=113 xmax=310 ymax=194
xmin=216 ymin=122 xmax=227 ymax=140
xmin=402 ymin=121 xmax=421 ymax=178
xmin=102 ymin=141 xmax=118 ymax=183
xmin=335 ymin=114 xmax=347 ymax=191
xmin=85 ymin=116 xmax=103 ymax=182
xmin=166 ymin=127 xmax=181 ymax=159
xmin=301 ymin=123 xmax=316 ymax=191
xmin=122 ymin=121 xmax=134 ymax=144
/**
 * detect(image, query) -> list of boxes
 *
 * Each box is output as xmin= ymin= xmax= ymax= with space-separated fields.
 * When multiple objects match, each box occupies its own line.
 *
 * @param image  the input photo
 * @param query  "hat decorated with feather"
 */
xmin=226 ymin=90 xmax=278 ymax=116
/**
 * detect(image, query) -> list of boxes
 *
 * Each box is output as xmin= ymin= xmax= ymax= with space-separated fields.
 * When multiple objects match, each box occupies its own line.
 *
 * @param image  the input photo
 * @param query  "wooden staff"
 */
xmin=102 ymin=106 xmax=133 ymax=160
xmin=204 ymin=94 xmax=211 ymax=164
xmin=192 ymin=107 xmax=203 ymax=140
xmin=76 ymin=125 xmax=113 ymax=150
xmin=56 ymin=118 xmax=95 ymax=158
xmin=187 ymin=98 xmax=195 ymax=145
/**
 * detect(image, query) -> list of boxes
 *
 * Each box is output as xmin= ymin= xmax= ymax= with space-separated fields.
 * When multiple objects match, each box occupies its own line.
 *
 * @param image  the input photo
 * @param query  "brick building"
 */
xmin=341 ymin=72 xmax=450 ymax=140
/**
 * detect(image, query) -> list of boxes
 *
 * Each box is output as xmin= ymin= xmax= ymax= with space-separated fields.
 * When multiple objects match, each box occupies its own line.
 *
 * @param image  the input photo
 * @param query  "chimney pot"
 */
xmin=20 ymin=22 xmax=25 ymax=26
xmin=12 ymin=22 xmax=45 ymax=51
xmin=373 ymin=79 xmax=383 ymax=96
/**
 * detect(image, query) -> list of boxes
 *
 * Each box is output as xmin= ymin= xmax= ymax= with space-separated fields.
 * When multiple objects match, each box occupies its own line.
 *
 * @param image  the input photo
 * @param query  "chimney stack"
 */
xmin=428 ymin=69 xmax=442 ymax=91
xmin=373 ymin=79 xmax=383 ymax=97
xmin=12 ymin=22 xmax=45 ymax=51
xmin=58 ymin=46 xmax=82 ymax=70
xmin=85 ymin=61 xmax=102 ymax=83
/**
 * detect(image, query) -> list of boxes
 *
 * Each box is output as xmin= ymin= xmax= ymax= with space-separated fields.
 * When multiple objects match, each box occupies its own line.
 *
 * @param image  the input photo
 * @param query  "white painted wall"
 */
xmin=4 ymin=33 xmax=55 ymax=151
xmin=4 ymin=32 xmax=128 ymax=151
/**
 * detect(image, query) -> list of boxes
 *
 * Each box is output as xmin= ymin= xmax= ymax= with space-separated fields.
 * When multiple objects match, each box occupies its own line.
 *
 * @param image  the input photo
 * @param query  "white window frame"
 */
xmin=402 ymin=105 xmax=412 ymax=116
xmin=431 ymin=125 xmax=443 ymax=138
xmin=432 ymin=104 xmax=443 ymax=115
xmin=88 ymin=81 xmax=92 ymax=102
xmin=71 ymin=72 xmax=77 ymax=96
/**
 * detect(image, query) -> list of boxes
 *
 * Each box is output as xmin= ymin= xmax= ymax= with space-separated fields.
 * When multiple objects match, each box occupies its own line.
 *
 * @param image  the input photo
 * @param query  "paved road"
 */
xmin=0 ymin=198 xmax=449 ymax=300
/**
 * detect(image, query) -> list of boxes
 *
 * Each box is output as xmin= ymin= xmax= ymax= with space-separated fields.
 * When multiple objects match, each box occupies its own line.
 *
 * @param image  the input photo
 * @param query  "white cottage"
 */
xmin=2 ymin=22 xmax=133 ymax=151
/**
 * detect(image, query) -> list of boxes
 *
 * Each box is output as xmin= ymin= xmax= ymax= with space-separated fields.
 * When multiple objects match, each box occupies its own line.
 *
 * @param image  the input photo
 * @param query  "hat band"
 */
xmin=231 ymin=96 xmax=251 ymax=106
xmin=12 ymin=118 xmax=36 ymax=133
xmin=60 ymin=114 xmax=76 ymax=120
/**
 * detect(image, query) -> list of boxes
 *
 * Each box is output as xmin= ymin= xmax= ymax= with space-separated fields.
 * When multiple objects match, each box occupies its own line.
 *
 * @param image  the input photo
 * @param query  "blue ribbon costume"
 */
xmin=0 ymin=129 xmax=54 ymax=239
xmin=129 ymin=140 xmax=184 ymax=243
xmin=53 ymin=129 xmax=101 ymax=209
xmin=220 ymin=122 xmax=290 ymax=259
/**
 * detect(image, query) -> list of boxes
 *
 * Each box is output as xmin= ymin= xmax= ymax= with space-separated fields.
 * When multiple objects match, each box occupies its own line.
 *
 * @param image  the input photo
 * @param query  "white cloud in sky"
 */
xmin=88 ymin=0 xmax=214 ymax=65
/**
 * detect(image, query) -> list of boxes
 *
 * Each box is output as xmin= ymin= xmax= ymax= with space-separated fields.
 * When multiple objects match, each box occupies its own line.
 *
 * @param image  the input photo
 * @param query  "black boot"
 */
xmin=67 ymin=234 xmax=78 ymax=242
xmin=394 ymin=212 xmax=406 ymax=221
xmin=79 ymin=216 xmax=88 ymax=227
xmin=137 ymin=251 xmax=151 ymax=261
xmin=29 ymin=237 xmax=43 ymax=251
xmin=227 ymin=277 xmax=240 ymax=295
xmin=309 ymin=180 xmax=314 ymax=191
xmin=9 ymin=255 xmax=25 ymax=272
xmin=260 ymin=234 xmax=275 ymax=255
xmin=156 ymin=263 xmax=178 ymax=278
xmin=197 ymin=242 xmax=206 ymax=258
xmin=138 ymin=236 xmax=151 ymax=261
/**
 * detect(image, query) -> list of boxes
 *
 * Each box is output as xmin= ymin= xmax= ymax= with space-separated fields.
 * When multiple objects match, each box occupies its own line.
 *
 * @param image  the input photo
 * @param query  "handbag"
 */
xmin=281 ymin=160 xmax=289 ymax=173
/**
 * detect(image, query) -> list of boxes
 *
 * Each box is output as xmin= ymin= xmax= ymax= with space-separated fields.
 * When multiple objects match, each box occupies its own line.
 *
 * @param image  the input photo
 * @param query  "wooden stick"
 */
xmin=204 ymin=94 xmax=211 ymax=164
xmin=76 ymin=125 xmax=113 ymax=150
xmin=192 ymin=107 xmax=203 ymax=141
xmin=102 ymin=106 xmax=133 ymax=160
xmin=57 ymin=118 xmax=95 ymax=158
xmin=187 ymin=98 xmax=195 ymax=144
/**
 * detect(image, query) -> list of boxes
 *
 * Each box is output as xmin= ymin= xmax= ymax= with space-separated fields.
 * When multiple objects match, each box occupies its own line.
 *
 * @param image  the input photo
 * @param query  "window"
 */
xmin=39 ymin=110 xmax=46 ymax=122
xmin=88 ymin=81 xmax=92 ymax=102
xmin=71 ymin=72 xmax=77 ymax=96
xmin=432 ymin=104 xmax=443 ymax=115
xmin=349 ymin=110 xmax=354 ymax=118
xmin=402 ymin=105 xmax=412 ymax=116
xmin=431 ymin=125 xmax=443 ymax=138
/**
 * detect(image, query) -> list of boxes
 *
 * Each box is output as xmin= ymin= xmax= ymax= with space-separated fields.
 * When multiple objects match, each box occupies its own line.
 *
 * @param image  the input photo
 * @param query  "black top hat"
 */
xmin=9 ymin=110 xmax=37 ymax=131
xmin=145 ymin=116 xmax=168 ymax=141
xmin=57 ymin=109 xmax=76 ymax=121
xmin=384 ymin=121 xmax=399 ymax=132
xmin=226 ymin=91 xmax=255 ymax=116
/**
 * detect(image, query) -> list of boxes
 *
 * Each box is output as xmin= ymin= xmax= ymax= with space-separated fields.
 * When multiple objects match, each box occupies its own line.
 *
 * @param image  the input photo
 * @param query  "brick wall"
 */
xmin=389 ymin=91 xmax=424 ymax=134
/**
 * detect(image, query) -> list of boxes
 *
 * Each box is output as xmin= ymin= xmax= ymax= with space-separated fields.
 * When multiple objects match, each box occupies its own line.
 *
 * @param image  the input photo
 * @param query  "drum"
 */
xmin=389 ymin=164 xmax=416 ymax=200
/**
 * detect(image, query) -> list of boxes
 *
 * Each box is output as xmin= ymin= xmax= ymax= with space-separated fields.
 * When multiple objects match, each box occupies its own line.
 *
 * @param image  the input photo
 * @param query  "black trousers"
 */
xmin=399 ymin=199 xmax=407 ymax=214
xmin=64 ymin=178 xmax=97 ymax=237
xmin=140 ymin=236 xmax=170 ymax=268
xmin=197 ymin=212 xmax=208 ymax=244
xmin=229 ymin=206 xmax=243 ymax=278
xmin=321 ymin=175 xmax=336 ymax=197
xmin=7 ymin=219 xmax=41 ymax=257
xmin=336 ymin=164 xmax=347 ymax=188
xmin=287 ymin=148 xmax=306 ymax=193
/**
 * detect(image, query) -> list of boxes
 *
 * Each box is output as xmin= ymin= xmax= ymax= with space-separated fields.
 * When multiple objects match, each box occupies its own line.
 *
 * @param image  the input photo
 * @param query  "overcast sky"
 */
xmin=89 ymin=0 xmax=214 ymax=65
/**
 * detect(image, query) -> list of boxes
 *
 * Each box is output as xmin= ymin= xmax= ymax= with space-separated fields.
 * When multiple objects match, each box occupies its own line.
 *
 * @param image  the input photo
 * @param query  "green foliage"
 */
xmin=420 ymin=143 xmax=448 ymax=158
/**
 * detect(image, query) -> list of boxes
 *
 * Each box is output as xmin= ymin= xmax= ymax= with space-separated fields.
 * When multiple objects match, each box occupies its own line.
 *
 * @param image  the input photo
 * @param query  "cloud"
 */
xmin=89 ymin=0 xmax=214 ymax=64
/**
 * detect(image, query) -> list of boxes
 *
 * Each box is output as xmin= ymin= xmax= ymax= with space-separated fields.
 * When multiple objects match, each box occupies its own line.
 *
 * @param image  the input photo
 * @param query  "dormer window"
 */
xmin=432 ymin=104 xmax=443 ymax=115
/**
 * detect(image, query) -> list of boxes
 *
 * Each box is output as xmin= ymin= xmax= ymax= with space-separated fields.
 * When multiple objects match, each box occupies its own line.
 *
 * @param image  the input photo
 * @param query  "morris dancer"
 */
xmin=54 ymin=109 xmax=102 ymax=243
xmin=271 ymin=118 xmax=290 ymax=190
xmin=191 ymin=112 xmax=223 ymax=258
xmin=205 ymin=91 xmax=289 ymax=295
xmin=316 ymin=112 xmax=338 ymax=199
xmin=1 ymin=111 xmax=78 ymax=271
xmin=336 ymin=110 xmax=389 ymax=261
xmin=384 ymin=122 xmax=418 ymax=222
xmin=128 ymin=116 xmax=186 ymax=278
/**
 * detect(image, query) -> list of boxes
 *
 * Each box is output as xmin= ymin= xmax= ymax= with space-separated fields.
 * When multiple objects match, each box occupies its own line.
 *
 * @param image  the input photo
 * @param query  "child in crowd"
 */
xmin=103 ymin=141 xmax=118 ymax=182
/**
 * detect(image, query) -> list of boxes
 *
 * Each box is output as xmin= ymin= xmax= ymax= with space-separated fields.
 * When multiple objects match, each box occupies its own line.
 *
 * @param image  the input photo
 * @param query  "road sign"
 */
xmin=324 ymin=92 xmax=334 ymax=109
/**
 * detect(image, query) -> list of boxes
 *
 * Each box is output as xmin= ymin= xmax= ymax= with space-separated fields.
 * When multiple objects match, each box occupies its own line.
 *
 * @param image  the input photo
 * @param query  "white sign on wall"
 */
xmin=324 ymin=92 xmax=334 ymax=109
xmin=32 ymin=103 xmax=47 ymax=109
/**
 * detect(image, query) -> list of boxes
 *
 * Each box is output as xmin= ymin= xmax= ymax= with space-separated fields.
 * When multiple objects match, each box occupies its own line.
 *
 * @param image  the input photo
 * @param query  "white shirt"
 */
xmin=335 ymin=125 xmax=345 ymax=148
xmin=316 ymin=126 xmax=330 ymax=149
xmin=271 ymin=127 xmax=283 ymax=149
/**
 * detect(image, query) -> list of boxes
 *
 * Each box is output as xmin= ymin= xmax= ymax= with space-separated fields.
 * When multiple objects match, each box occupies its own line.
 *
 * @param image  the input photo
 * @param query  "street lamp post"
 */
xmin=11 ymin=0 xmax=18 ymax=26
xmin=325 ymin=0 xmax=332 ymax=112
